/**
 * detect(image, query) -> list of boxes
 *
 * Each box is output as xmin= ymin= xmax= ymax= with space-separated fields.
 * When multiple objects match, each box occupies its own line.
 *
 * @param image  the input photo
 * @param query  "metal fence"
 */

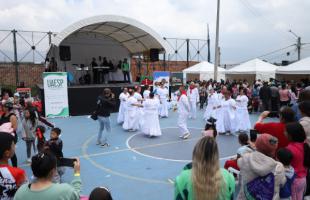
xmin=0 ymin=29 xmax=210 ymax=86
xmin=0 ymin=30 xmax=55 ymax=63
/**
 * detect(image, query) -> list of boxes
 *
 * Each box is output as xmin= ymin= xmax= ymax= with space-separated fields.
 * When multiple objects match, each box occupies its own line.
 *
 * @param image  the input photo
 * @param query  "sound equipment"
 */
xmin=150 ymin=48 xmax=159 ymax=62
xmin=59 ymin=46 xmax=71 ymax=61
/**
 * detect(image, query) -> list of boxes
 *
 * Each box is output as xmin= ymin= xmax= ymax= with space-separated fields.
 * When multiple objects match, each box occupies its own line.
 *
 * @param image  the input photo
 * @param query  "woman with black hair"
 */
xmin=14 ymin=152 xmax=81 ymax=200
xmin=22 ymin=108 xmax=39 ymax=163
xmin=285 ymin=122 xmax=309 ymax=200
xmin=0 ymin=101 xmax=18 ymax=167
xmin=216 ymin=89 xmax=237 ymax=135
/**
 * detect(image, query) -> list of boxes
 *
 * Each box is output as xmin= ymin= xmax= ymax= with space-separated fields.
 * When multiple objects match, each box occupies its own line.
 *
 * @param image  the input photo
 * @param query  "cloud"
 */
xmin=0 ymin=0 xmax=309 ymax=63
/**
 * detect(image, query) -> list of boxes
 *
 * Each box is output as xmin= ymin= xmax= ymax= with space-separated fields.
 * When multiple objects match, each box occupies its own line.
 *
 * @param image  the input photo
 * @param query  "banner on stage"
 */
xmin=43 ymin=72 xmax=69 ymax=118
xmin=153 ymin=71 xmax=170 ymax=89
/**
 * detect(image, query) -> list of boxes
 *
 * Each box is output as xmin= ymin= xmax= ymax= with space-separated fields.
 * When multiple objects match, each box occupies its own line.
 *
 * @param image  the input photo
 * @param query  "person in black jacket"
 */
xmin=96 ymin=88 xmax=116 ymax=147
xmin=259 ymin=82 xmax=272 ymax=111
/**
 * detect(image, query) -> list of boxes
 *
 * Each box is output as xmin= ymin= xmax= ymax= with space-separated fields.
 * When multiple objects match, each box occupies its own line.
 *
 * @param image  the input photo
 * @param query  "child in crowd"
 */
xmin=277 ymin=148 xmax=296 ymax=200
xmin=201 ymin=117 xmax=217 ymax=138
xmin=224 ymin=133 xmax=254 ymax=172
xmin=88 ymin=187 xmax=113 ymax=200
xmin=0 ymin=132 xmax=27 ymax=199
xmin=46 ymin=127 xmax=64 ymax=183
xmin=22 ymin=108 xmax=38 ymax=163
xmin=36 ymin=125 xmax=46 ymax=153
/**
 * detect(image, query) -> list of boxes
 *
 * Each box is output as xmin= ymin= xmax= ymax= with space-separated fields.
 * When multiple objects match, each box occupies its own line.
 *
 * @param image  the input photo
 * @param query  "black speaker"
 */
xmin=150 ymin=48 xmax=159 ymax=62
xmin=59 ymin=46 xmax=71 ymax=61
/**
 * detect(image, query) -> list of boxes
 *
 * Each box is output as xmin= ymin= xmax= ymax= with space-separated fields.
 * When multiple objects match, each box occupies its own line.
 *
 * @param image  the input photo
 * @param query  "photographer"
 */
xmin=254 ymin=106 xmax=296 ymax=150
xmin=14 ymin=152 xmax=81 ymax=200
xmin=96 ymin=88 xmax=116 ymax=147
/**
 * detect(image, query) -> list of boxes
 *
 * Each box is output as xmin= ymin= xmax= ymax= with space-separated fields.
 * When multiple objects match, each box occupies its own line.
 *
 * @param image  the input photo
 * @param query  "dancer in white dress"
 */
xmin=235 ymin=87 xmax=251 ymax=132
xmin=187 ymin=82 xmax=199 ymax=119
xmin=141 ymin=93 xmax=162 ymax=137
xmin=133 ymin=86 xmax=144 ymax=128
xmin=122 ymin=89 xmax=142 ymax=131
xmin=143 ymin=85 xmax=151 ymax=99
xmin=157 ymin=83 xmax=169 ymax=118
xmin=216 ymin=89 xmax=237 ymax=135
xmin=203 ymin=88 xmax=219 ymax=121
xmin=176 ymin=85 xmax=191 ymax=139
xmin=117 ymin=88 xmax=129 ymax=124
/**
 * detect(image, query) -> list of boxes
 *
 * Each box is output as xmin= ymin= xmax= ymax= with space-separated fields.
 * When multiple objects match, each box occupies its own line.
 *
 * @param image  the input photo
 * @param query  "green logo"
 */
xmin=47 ymin=79 xmax=64 ymax=88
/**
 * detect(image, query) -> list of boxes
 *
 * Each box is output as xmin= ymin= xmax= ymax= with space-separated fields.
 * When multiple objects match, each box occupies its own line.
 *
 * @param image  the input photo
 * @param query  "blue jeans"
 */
xmin=97 ymin=116 xmax=111 ymax=143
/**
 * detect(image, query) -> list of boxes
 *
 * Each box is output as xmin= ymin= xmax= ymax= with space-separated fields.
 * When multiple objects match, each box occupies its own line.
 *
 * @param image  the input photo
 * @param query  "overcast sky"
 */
xmin=0 ymin=0 xmax=309 ymax=63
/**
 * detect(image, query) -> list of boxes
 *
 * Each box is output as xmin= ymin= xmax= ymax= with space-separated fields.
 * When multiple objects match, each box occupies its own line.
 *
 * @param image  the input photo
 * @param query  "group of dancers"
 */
xmin=116 ymin=81 xmax=252 ymax=139
xmin=117 ymin=84 xmax=169 ymax=137
xmin=203 ymin=85 xmax=251 ymax=135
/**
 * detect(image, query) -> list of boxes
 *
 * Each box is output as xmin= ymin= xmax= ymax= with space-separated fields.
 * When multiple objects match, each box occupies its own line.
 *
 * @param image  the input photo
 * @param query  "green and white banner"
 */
xmin=43 ymin=72 xmax=69 ymax=118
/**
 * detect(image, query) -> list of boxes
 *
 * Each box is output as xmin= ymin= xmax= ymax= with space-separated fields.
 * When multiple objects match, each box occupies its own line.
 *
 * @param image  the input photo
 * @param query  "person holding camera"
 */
xmin=14 ymin=152 xmax=81 ymax=200
xmin=96 ymin=88 xmax=116 ymax=147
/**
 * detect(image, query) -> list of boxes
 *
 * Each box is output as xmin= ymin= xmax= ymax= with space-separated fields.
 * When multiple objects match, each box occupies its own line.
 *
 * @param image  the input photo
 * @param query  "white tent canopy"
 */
xmin=226 ymin=58 xmax=278 ymax=81
xmin=276 ymin=57 xmax=310 ymax=74
xmin=183 ymin=61 xmax=225 ymax=83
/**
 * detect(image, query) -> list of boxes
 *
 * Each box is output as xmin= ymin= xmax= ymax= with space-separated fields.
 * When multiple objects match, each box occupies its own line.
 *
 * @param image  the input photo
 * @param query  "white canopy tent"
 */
xmin=226 ymin=58 xmax=278 ymax=82
xmin=48 ymin=15 xmax=171 ymax=83
xmin=276 ymin=57 xmax=310 ymax=81
xmin=182 ymin=61 xmax=225 ymax=83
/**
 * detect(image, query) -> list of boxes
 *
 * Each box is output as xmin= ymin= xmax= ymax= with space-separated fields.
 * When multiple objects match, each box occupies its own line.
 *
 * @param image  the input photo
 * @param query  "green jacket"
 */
xmin=121 ymin=62 xmax=129 ymax=71
xmin=14 ymin=176 xmax=81 ymax=200
xmin=174 ymin=168 xmax=235 ymax=200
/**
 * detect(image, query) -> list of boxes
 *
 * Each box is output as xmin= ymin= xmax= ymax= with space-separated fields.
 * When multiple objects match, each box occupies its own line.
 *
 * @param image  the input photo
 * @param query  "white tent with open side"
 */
xmin=276 ymin=57 xmax=310 ymax=81
xmin=225 ymin=58 xmax=278 ymax=82
xmin=182 ymin=61 xmax=226 ymax=83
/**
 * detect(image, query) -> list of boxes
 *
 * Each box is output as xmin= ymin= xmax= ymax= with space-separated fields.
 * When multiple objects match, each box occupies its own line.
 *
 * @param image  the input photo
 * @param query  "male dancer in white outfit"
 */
xmin=157 ymin=83 xmax=169 ymax=118
xmin=187 ymin=82 xmax=199 ymax=119
xmin=176 ymin=85 xmax=191 ymax=139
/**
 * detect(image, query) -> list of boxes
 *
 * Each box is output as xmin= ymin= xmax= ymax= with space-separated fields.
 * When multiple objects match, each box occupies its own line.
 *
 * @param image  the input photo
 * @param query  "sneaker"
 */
xmin=96 ymin=141 xmax=101 ymax=145
xmin=26 ymin=158 xmax=32 ymax=163
xmin=100 ymin=143 xmax=110 ymax=147
xmin=182 ymin=133 xmax=191 ymax=139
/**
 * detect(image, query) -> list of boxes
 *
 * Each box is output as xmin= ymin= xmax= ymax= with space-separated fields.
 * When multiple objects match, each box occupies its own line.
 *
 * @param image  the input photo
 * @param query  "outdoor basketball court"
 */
xmin=16 ymin=110 xmax=276 ymax=200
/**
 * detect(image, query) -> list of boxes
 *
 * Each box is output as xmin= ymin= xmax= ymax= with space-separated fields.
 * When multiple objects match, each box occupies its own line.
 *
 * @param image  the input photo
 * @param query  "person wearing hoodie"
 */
xmin=277 ymin=148 xmax=296 ymax=200
xmin=298 ymin=101 xmax=310 ymax=144
xmin=285 ymin=122 xmax=308 ymax=200
xmin=237 ymin=133 xmax=286 ymax=200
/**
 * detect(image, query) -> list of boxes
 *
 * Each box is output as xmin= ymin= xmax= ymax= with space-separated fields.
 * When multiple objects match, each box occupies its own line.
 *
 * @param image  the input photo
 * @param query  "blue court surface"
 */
xmin=16 ymin=109 xmax=276 ymax=200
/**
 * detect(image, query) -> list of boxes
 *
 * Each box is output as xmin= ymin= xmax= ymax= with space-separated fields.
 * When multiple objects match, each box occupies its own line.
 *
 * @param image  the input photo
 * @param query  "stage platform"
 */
xmin=37 ymin=83 xmax=138 ymax=116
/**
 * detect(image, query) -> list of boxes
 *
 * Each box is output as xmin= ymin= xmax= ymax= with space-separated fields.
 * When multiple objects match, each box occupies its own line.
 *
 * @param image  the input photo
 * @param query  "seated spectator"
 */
xmin=237 ymin=134 xmax=286 ymax=200
xmin=285 ymin=122 xmax=309 ymax=200
xmin=224 ymin=133 xmax=254 ymax=172
xmin=277 ymin=148 xmax=296 ymax=200
xmin=175 ymin=137 xmax=235 ymax=200
xmin=89 ymin=187 xmax=113 ymax=200
xmin=254 ymin=106 xmax=295 ymax=150
xmin=14 ymin=152 xmax=81 ymax=200
xmin=0 ymin=132 xmax=27 ymax=199
xmin=298 ymin=101 xmax=310 ymax=143
xmin=201 ymin=117 xmax=217 ymax=138
xmin=249 ymin=130 xmax=257 ymax=149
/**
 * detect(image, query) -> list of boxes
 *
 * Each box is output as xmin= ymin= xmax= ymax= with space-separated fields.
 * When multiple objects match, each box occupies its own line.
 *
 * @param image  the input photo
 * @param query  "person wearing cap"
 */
xmin=0 ymin=100 xmax=19 ymax=167
xmin=187 ymin=82 xmax=199 ymax=119
xmin=96 ymin=88 xmax=116 ymax=147
xmin=237 ymin=133 xmax=286 ymax=200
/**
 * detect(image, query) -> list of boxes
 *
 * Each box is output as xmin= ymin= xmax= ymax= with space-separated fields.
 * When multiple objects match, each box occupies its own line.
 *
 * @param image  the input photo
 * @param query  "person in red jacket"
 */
xmin=254 ymin=106 xmax=296 ymax=150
